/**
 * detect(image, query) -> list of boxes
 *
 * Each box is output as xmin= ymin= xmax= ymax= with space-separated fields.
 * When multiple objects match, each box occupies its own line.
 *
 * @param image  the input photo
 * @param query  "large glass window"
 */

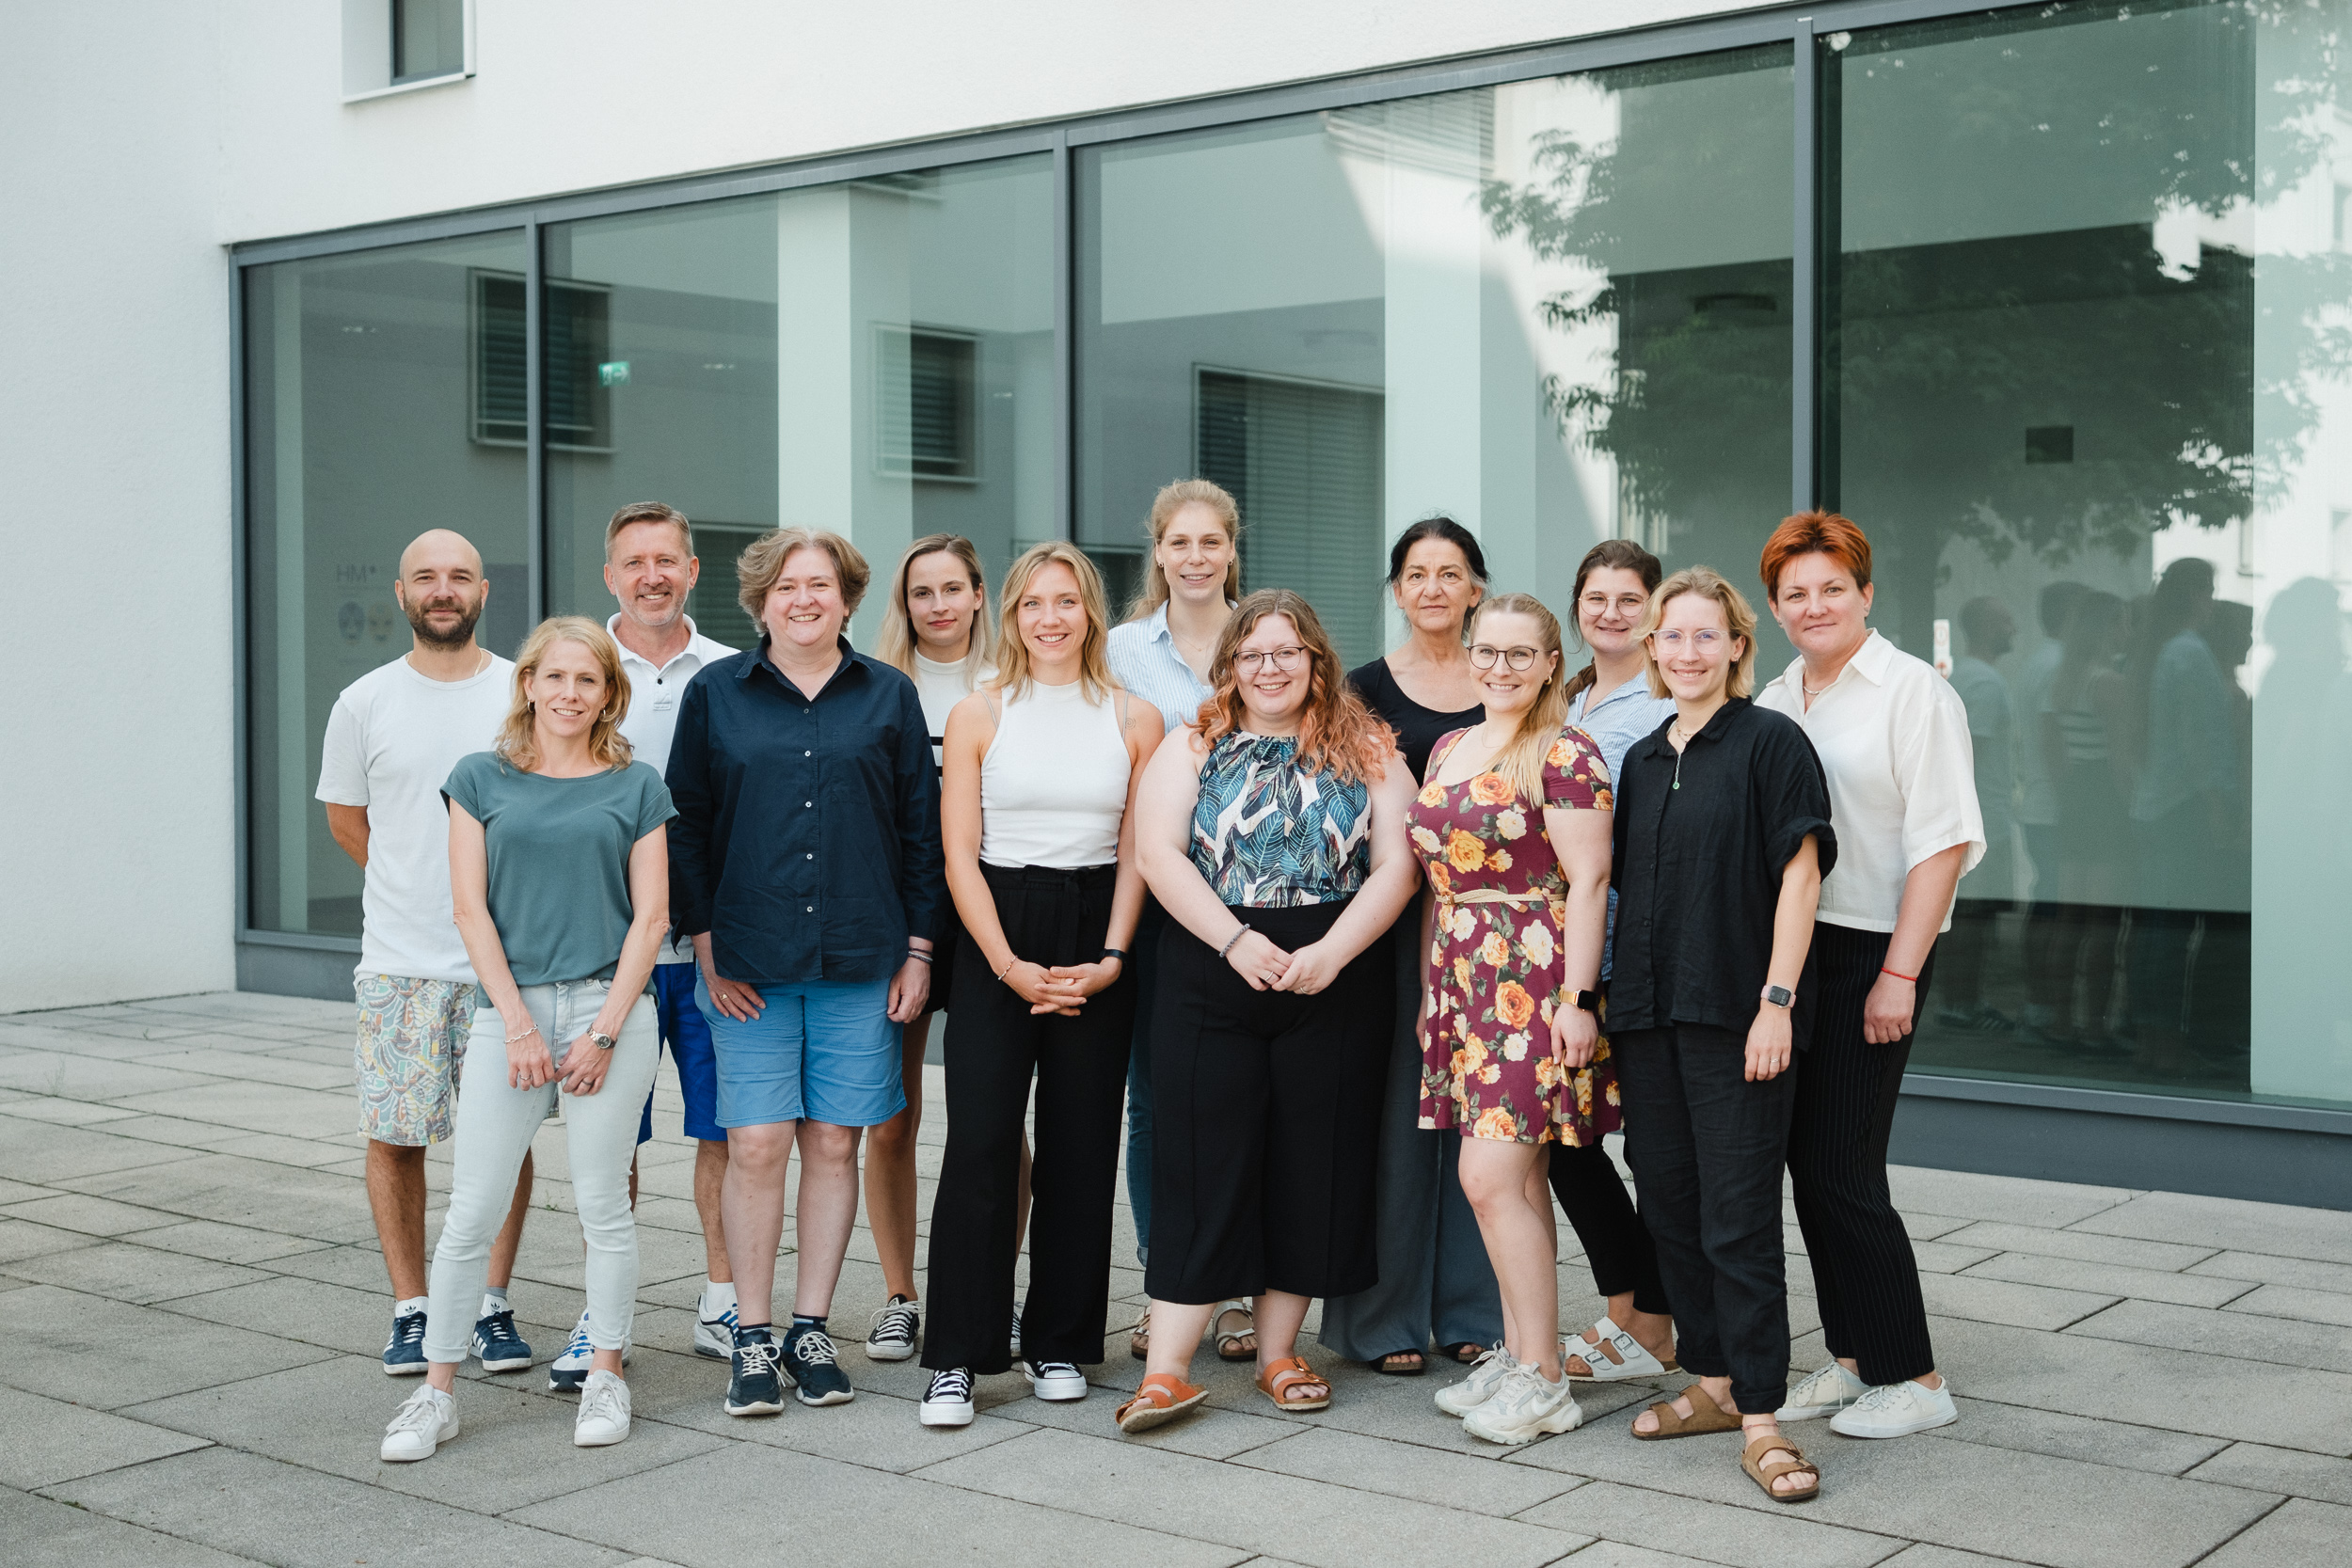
xmin=1075 ymin=48 xmax=1795 ymax=664
xmin=544 ymin=156 xmax=1055 ymax=645
xmin=244 ymin=231 xmax=530 ymax=939
xmin=1826 ymin=0 xmax=2352 ymax=1109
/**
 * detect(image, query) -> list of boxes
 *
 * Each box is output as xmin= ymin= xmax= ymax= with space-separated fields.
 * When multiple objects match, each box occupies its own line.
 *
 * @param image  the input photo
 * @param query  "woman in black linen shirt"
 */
xmin=1607 ymin=566 xmax=1835 ymax=1505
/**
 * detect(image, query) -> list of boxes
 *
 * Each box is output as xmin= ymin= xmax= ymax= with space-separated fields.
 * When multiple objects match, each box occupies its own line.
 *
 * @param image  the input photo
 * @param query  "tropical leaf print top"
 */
xmin=1189 ymin=733 xmax=1372 ymax=908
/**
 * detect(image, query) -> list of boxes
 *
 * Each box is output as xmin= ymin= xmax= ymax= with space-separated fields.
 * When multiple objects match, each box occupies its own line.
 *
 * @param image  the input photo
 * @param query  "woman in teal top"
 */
xmin=1114 ymin=590 xmax=1422 ymax=1433
xmin=379 ymin=617 xmax=675 ymax=1465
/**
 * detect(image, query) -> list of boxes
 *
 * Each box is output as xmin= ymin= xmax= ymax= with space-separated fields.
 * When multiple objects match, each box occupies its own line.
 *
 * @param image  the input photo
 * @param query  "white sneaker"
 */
xmin=1778 ymin=1360 xmax=1868 ymax=1421
xmin=1830 ymin=1374 xmax=1959 ymax=1438
xmin=920 ymin=1367 xmax=976 ymax=1428
xmin=1462 ymin=1364 xmax=1584 ymax=1446
xmin=1021 ymin=1359 xmax=1088 ymax=1402
xmin=693 ymin=1291 xmax=739 ymax=1360
xmin=380 ymin=1385 xmax=458 ymax=1462
xmin=1435 ymin=1344 xmax=1519 ymax=1416
xmin=574 ymin=1370 xmax=632 ymax=1447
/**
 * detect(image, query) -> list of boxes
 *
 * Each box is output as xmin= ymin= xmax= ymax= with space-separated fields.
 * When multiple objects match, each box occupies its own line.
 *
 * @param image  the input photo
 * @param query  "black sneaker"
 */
xmin=383 ymin=1309 xmax=428 ymax=1376
xmin=471 ymin=1307 xmax=533 ymax=1373
xmin=725 ymin=1325 xmax=785 ymax=1417
xmin=780 ymin=1323 xmax=855 ymax=1406
xmin=866 ymin=1295 xmax=919 ymax=1362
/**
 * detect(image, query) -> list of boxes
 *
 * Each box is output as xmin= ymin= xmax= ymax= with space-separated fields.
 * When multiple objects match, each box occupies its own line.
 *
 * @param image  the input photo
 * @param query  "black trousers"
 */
xmin=1549 ymin=1139 xmax=1672 ymax=1318
xmin=922 ymin=863 xmax=1135 ymax=1372
xmin=1145 ymin=899 xmax=1391 ymax=1306
xmin=1788 ymin=922 xmax=1937 ymax=1386
xmin=1614 ymin=1023 xmax=1796 ymax=1414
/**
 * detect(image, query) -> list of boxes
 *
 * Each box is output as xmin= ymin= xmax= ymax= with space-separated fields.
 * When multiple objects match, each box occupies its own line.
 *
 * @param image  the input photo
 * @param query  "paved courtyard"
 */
xmin=2 ymin=991 xmax=2350 ymax=1567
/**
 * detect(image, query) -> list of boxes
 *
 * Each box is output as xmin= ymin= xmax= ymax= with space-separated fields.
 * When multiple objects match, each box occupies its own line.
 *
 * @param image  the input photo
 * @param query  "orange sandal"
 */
xmin=1255 ymin=1355 xmax=1331 ymax=1411
xmin=1115 ymin=1372 xmax=1206 ymax=1433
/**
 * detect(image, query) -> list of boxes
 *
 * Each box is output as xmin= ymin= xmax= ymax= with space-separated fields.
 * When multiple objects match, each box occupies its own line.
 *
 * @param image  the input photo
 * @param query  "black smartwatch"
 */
xmin=1759 ymin=984 xmax=1794 ymax=1010
xmin=1100 ymin=948 xmax=1127 ymax=963
xmin=1565 ymin=989 xmax=1600 ymax=1014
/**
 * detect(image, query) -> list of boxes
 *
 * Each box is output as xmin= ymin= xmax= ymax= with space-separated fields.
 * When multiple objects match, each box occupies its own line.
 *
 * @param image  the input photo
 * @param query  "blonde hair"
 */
xmin=736 ymin=527 xmax=872 ymax=626
xmin=1470 ymin=594 xmax=1572 ymax=803
xmin=1124 ymin=479 xmax=1242 ymax=623
xmin=876 ymin=533 xmax=993 ymax=681
xmin=495 ymin=617 xmax=635 ymax=773
xmin=1638 ymin=567 xmax=1758 ymax=700
xmin=1198 ymin=590 xmax=1394 ymax=785
xmin=993 ymin=542 xmax=1118 ymax=702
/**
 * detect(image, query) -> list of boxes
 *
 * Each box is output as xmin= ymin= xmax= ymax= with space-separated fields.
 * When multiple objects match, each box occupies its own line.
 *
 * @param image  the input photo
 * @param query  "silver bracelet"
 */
xmin=1217 ymin=924 xmax=1251 ymax=960
xmin=505 ymin=1023 xmax=540 ymax=1044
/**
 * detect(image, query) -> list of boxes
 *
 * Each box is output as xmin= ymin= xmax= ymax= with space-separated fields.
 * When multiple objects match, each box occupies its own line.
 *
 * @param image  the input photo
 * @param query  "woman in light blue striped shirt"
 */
xmin=1104 ymin=480 xmax=1245 ymax=1364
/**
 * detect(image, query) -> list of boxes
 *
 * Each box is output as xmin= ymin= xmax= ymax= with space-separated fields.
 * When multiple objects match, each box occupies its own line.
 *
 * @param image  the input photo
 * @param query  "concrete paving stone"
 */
xmin=50 ymin=1444 xmax=631 ymax=1568
xmin=123 ymin=1217 xmax=334 ymax=1265
xmin=2188 ymin=1251 xmax=2352 ymax=1294
xmin=1937 ymin=1395 xmax=2229 ymax=1476
xmin=125 ymin=1051 xmax=349 ymax=1088
xmin=2185 ymin=1441 xmax=2352 ymax=1505
xmin=203 ymin=1130 xmax=373 ymax=1168
xmin=0 ymin=1049 xmax=222 ymax=1100
xmin=0 ymin=1386 xmax=214 ymax=1488
xmin=123 ymin=1354 xmax=728 ymax=1515
xmin=1886 ymin=1167 xmax=2134 ymax=1228
xmin=1515 ymin=1478 xmax=1900 ymax=1568
xmin=168 ymin=1272 xmax=417 ymax=1358
xmin=1916 ymin=1273 xmax=2119 ymax=1332
xmin=4 ymin=1284 xmax=333 ymax=1408
xmin=107 ymin=1080 xmax=361 ymax=1141
xmin=258 ymin=1242 xmax=403 ymax=1291
xmin=1 ymin=1484 xmax=268 ymax=1568
xmin=0 ymin=1118 xmax=198 ymax=1182
xmin=917 ymin=1426 xmax=1586 ymax=1567
xmin=1233 ymin=1425 xmax=1585 ymax=1512
xmin=2065 ymin=1297 xmax=2352 ymax=1375
xmin=0 ymin=1218 xmax=103 ymax=1263
xmin=513 ymin=1439 xmax=1248 ymax=1568
xmin=130 ymin=991 xmax=347 ymax=1024
xmin=95 ymin=1114 xmax=262 ymax=1150
xmin=995 ymin=1373 xmax=1311 ymax=1460
xmin=0 ymin=1095 xmax=142 ymax=1125
xmin=4 ymin=1239 xmax=272 ymax=1304
xmin=3 ymin=1190 xmax=197 ymax=1236
xmin=1961 ymin=1250 xmax=2257 ymax=1309
xmin=1552 ymin=1546 xmax=1734 ymax=1568
xmin=2070 ymin=1192 xmax=2352 ymax=1266
xmin=2193 ymin=1497 xmax=2349 ymax=1568
xmin=58 ymin=1151 xmax=380 ymax=1243
xmin=0 ymin=1175 xmax=54 ymax=1202
xmin=1934 ymin=1221 xmax=2220 ymax=1273
xmin=2224 ymin=1284 xmax=2352 ymax=1328
xmin=658 ymin=1381 xmax=1038 ymax=1472
xmin=1875 ymin=1548 xmax=2055 ymax=1568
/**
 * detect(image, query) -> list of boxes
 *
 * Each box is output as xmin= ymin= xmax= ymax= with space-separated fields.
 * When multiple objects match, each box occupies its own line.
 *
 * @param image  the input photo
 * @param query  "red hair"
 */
xmin=1760 ymin=511 xmax=1872 ymax=599
xmin=1196 ymin=590 xmax=1395 ymax=785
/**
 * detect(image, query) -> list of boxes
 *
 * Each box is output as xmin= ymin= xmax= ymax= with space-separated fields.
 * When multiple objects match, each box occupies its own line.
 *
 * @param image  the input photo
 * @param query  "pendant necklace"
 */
xmin=1669 ymin=721 xmax=1689 ymax=790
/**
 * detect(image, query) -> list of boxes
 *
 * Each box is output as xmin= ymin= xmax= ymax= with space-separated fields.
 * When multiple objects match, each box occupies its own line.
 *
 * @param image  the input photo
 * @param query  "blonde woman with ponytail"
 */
xmin=1408 ymin=594 xmax=1616 ymax=1447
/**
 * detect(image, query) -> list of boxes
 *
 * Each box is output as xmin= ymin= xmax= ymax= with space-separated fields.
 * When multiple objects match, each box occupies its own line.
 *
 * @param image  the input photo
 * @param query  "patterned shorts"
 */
xmin=354 ymin=974 xmax=479 ymax=1146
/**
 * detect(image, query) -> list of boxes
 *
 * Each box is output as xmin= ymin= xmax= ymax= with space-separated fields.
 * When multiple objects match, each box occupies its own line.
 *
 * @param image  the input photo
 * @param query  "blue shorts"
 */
xmin=638 ymin=963 xmax=723 ymax=1145
xmin=699 ymin=974 xmax=906 ymax=1130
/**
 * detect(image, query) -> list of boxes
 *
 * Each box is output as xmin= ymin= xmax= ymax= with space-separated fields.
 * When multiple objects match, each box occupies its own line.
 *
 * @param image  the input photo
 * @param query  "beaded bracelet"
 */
xmin=1217 ymin=924 xmax=1251 ymax=959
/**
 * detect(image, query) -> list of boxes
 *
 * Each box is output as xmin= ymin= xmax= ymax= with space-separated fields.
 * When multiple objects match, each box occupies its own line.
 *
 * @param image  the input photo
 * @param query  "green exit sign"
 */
xmin=598 ymin=361 xmax=631 ymax=387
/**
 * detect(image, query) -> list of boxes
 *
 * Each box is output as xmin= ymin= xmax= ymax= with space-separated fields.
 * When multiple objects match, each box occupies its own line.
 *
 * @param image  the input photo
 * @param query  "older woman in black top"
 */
xmin=1324 ymin=517 xmax=1499 ymax=1375
xmin=1609 ymin=567 xmax=1833 ymax=1504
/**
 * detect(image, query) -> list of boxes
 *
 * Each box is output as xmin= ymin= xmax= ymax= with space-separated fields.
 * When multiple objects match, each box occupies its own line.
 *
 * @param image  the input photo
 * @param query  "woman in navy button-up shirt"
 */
xmin=665 ymin=527 xmax=942 ymax=1415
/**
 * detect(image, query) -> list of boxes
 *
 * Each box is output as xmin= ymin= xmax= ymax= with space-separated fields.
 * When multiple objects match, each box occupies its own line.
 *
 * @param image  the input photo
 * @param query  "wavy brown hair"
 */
xmin=494 ymin=617 xmax=635 ymax=773
xmin=1197 ymin=590 xmax=1394 ymax=784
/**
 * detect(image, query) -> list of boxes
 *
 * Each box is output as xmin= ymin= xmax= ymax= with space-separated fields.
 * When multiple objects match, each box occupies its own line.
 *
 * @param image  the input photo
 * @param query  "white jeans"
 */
xmin=422 ymin=979 xmax=660 ymax=1362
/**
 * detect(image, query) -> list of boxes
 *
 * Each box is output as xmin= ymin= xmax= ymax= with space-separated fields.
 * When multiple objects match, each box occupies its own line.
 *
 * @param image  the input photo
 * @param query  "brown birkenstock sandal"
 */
xmin=1741 ymin=1433 xmax=1820 ymax=1502
xmin=1127 ymin=1308 xmax=1151 ymax=1361
xmin=1631 ymin=1385 xmax=1744 ymax=1440
xmin=1255 ymin=1354 xmax=1331 ymax=1411
xmin=1214 ymin=1300 xmax=1258 ymax=1362
xmin=1115 ymin=1372 xmax=1206 ymax=1433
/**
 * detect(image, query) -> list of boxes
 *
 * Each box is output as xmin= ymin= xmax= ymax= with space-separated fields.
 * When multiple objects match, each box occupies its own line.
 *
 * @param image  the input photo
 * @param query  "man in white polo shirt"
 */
xmin=541 ymin=502 xmax=739 ymax=1389
xmin=316 ymin=529 xmax=539 ymax=1378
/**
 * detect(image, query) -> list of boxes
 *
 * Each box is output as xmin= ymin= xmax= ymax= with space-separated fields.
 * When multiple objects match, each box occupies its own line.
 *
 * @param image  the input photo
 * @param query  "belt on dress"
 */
xmin=1435 ymin=887 xmax=1562 ymax=911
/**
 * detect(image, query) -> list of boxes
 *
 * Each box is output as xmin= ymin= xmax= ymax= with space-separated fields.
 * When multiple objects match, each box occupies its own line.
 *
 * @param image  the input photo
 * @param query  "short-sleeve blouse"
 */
xmin=1189 ymin=732 xmax=1371 ymax=908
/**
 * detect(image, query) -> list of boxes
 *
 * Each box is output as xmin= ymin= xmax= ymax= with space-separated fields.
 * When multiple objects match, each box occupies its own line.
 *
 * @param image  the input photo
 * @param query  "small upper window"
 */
xmin=392 ymin=0 xmax=466 ymax=85
xmin=343 ymin=0 xmax=472 ymax=101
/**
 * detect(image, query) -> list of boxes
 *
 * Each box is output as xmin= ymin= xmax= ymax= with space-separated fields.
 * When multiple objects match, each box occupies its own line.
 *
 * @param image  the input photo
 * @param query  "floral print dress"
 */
xmin=1411 ymin=725 xmax=1624 ymax=1146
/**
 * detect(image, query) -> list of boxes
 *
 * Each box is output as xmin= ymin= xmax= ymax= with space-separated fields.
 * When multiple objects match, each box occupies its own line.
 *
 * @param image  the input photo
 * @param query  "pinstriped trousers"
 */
xmin=1787 ymin=922 xmax=1938 ymax=1386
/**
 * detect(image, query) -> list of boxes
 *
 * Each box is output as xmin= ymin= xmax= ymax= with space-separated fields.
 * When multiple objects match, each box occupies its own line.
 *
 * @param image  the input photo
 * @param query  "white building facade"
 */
xmin=7 ymin=0 xmax=2352 ymax=1203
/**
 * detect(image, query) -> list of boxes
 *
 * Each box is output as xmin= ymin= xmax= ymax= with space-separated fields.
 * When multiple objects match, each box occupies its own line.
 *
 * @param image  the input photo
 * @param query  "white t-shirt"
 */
xmin=315 ymin=653 xmax=516 ymax=983
xmin=610 ymin=613 xmax=736 ymax=963
xmin=914 ymin=651 xmax=992 ymax=768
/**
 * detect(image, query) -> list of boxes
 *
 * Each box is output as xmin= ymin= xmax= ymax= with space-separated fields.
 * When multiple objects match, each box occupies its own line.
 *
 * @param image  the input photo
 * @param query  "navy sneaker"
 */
xmin=471 ymin=1308 xmax=533 ymax=1373
xmin=726 ymin=1325 xmax=786 ymax=1417
xmin=383 ymin=1309 xmax=428 ymax=1376
xmin=780 ymin=1322 xmax=855 ymax=1406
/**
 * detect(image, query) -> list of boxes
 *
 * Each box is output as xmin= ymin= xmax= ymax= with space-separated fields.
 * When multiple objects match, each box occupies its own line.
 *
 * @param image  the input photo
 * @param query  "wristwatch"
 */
xmin=1565 ymin=989 xmax=1600 ymax=1014
xmin=588 ymin=1030 xmax=616 ymax=1052
xmin=1759 ymin=984 xmax=1794 ymax=1010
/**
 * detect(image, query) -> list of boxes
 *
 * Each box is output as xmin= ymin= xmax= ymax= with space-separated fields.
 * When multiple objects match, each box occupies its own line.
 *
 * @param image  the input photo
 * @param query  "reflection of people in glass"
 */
xmin=2034 ymin=592 xmax=2131 ymax=1053
xmin=2123 ymin=558 xmax=2232 ymax=1077
xmin=2014 ymin=581 xmax=2088 ymax=1042
xmin=1937 ymin=597 xmax=2017 ymax=1032
xmin=2189 ymin=599 xmax=2253 ymax=1074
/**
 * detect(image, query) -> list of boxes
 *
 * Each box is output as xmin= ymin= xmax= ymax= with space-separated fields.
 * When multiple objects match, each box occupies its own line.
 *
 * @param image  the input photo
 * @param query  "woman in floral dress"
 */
xmin=1409 ymin=593 xmax=1616 ymax=1447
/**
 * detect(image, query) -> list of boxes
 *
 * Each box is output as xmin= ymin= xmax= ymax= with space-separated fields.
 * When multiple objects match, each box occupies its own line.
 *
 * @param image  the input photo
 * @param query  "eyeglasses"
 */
xmin=1233 ymin=646 xmax=1307 ymax=673
xmin=1468 ymin=643 xmax=1543 ymax=672
xmin=1651 ymin=629 xmax=1729 ymax=652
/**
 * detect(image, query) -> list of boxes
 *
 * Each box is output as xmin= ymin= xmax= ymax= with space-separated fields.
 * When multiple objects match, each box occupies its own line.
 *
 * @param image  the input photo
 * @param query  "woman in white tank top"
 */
xmin=915 ymin=543 xmax=1164 ymax=1428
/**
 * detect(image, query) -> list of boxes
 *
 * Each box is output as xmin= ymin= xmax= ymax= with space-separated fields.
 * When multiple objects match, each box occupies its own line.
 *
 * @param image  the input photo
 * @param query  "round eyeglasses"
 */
xmin=1468 ymin=643 xmax=1543 ymax=672
xmin=1233 ymin=646 xmax=1307 ymax=673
